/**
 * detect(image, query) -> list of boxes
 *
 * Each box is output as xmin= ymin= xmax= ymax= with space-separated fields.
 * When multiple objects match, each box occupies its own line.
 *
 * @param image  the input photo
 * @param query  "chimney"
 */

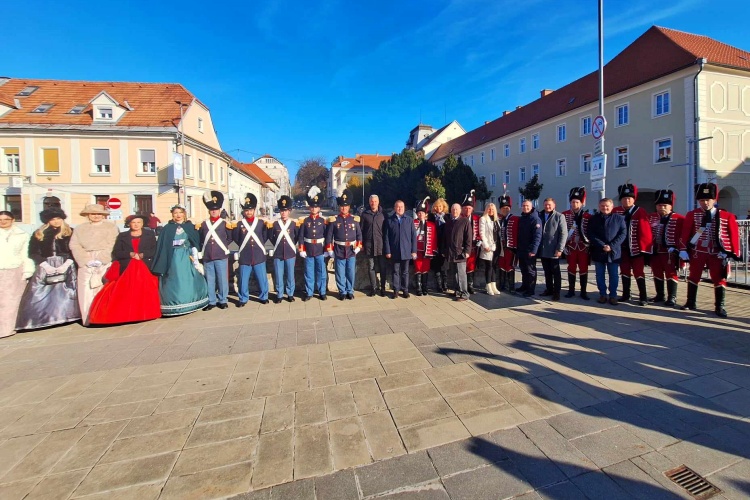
xmin=516 ymin=106 xmax=522 ymax=110
xmin=485 ymin=121 xmax=490 ymax=125
xmin=502 ymin=110 xmax=511 ymax=116
xmin=540 ymin=89 xmax=554 ymax=97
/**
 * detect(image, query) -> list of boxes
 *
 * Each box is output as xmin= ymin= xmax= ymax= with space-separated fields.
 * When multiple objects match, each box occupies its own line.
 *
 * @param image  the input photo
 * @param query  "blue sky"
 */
xmin=5 ymin=0 xmax=749 ymax=180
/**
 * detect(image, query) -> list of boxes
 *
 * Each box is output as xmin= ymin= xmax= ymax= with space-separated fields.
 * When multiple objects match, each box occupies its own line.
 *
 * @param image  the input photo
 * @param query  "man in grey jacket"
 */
xmin=538 ymin=198 xmax=568 ymax=301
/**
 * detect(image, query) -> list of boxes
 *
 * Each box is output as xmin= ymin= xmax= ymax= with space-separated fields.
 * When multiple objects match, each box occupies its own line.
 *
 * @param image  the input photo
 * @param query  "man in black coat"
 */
xmin=360 ymin=194 xmax=386 ymax=296
xmin=589 ymin=198 xmax=627 ymax=305
xmin=516 ymin=200 xmax=542 ymax=297
xmin=443 ymin=203 xmax=472 ymax=301
xmin=384 ymin=200 xmax=418 ymax=298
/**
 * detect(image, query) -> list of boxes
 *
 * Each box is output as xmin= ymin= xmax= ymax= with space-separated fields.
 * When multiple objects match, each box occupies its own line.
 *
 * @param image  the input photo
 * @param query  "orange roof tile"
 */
xmin=430 ymin=26 xmax=750 ymax=163
xmin=0 ymin=78 xmax=195 ymax=128
xmin=230 ymin=159 xmax=278 ymax=186
xmin=333 ymin=153 xmax=391 ymax=170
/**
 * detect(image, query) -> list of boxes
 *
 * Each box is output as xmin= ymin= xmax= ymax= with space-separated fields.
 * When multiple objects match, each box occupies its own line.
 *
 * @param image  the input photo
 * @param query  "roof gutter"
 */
xmin=690 ymin=57 xmax=707 ymax=210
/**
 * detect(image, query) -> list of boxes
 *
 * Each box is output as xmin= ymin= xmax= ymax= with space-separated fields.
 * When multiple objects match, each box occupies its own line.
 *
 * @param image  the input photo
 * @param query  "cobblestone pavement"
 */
xmin=0 ymin=279 xmax=748 ymax=499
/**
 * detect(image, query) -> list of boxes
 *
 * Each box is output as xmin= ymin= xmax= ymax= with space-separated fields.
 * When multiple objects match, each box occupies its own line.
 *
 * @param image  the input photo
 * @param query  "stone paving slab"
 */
xmin=0 ymin=280 xmax=748 ymax=498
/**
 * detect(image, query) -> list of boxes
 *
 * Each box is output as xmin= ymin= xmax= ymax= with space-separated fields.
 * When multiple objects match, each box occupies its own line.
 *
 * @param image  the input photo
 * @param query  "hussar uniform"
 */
xmin=648 ymin=189 xmax=684 ymax=307
xmin=679 ymin=183 xmax=740 ymax=317
xmin=496 ymin=194 xmax=519 ymax=293
xmin=613 ymin=183 xmax=653 ymax=306
xmin=461 ymin=190 xmax=481 ymax=294
xmin=562 ymin=187 xmax=591 ymax=300
xmin=413 ymin=197 xmax=437 ymax=296
xmin=198 ymin=191 xmax=232 ymax=310
xmin=325 ymin=189 xmax=362 ymax=300
xmin=298 ymin=186 xmax=328 ymax=301
xmin=232 ymin=193 xmax=270 ymax=305
xmin=270 ymin=196 xmax=299 ymax=303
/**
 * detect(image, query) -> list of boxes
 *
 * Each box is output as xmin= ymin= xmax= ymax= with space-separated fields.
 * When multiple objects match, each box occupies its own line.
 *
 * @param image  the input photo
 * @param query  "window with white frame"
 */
xmin=615 ymin=146 xmax=629 ymax=168
xmin=581 ymin=116 xmax=592 ymax=136
xmin=504 ymin=170 xmax=510 ymax=184
xmin=519 ymin=166 xmax=526 ymax=182
xmin=532 ymin=133 xmax=539 ymax=150
xmin=93 ymin=149 xmax=111 ymax=174
xmin=480 ymin=151 xmax=485 ymax=164
xmin=98 ymin=107 xmax=113 ymax=120
xmin=470 ymin=155 xmax=474 ymax=167
xmin=490 ymin=148 xmax=495 ymax=161
xmin=556 ymin=159 xmax=567 ymax=177
xmin=655 ymin=138 xmax=672 ymax=163
xmin=504 ymin=144 xmax=510 ymax=157
xmin=209 ymin=162 xmax=215 ymax=182
xmin=654 ymin=90 xmax=670 ymax=117
xmin=219 ymin=165 xmax=225 ymax=184
xmin=184 ymin=154 xmax=192 ymax=177
xmin=519 ymin=138 xmax=526 ymax=153
xmin=198 ymin=158 xmax=204 ymax=179
xmin=490 ymin=173 xmax=496 ymax=187
xmin=518 ymin=194 xmax=524 ymax=206
xmin=616 ymin=103 xmax=629 ymax=126
xmin=2 ymin=147 xmax=20 ymax=174
xmin=531 ymin=164 xmax=539 ymax=179
xmin=198 ymin=117 xmax=204 ymax=132
xmin=580 ymin=153 xmax=592 ymax=173
xmin=557 ymin=124 xmax=566 ymax=142
xmin=139 ymin=149 xmax=156 ymax=174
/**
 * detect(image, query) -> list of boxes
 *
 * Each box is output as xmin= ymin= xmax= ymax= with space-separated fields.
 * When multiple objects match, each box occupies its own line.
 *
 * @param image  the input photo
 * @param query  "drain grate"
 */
xmin=664 ymin=465 xmax=720 ymax=499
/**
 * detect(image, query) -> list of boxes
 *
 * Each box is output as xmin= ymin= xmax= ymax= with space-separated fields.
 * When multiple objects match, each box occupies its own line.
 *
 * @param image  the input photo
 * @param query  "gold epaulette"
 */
xmin=194 ymin=222 xmax=202 ymax=230
xmin=265 ymin=221 xmax=274 ymax=229
xmin=297 ymin=216 xmax=306 ymax=225
xmin=296 ymin=220 xmax=303 ymax=227
xmin=353 ymin=215 xmax=360 ymax=223
xmin=327 ymin=216 xmax=337 ymax=223
xmin=226 ymin=221 xmax=237 ymax=230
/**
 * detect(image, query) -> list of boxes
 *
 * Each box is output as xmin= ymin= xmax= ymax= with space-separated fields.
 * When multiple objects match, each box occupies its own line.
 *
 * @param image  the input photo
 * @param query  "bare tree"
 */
xmin=293 ymin=156 xmax=329 ymax=199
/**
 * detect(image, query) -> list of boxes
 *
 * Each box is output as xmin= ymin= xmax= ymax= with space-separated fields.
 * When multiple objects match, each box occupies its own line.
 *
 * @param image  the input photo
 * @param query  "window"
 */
xmin=480 ymin=152 xmax=485 ymax=164
xmin=580 ymin=153 xmax=592 ymax=173
xmin=616 ymin=103 xmax=629 ymax=126
xmin=504 ymin=144 xmax=510 ymax=157
xmin=532 ymin=133 xmax=539 ymax=150
xmin=198 ymin=117 xmax=204 ymax=132
xmin=469 ymin=155 xmax=474 ymax=167
xmin=519 ymin=138 xmax=526 ymax=153
xmin=68 ymin=105 xmax=86 ymax=114
xmin=16 ymin=86 xmax=39 ymax=97
xmin=209 ymin=162 xmax=215 ymax=182
xmin=519 ymin=167 xmax=526 ymax=182
xmin=198 ymin=158 xmax=204 ymax=180
xmin=518 ymin=194 xmax=524 ymax=207
xmin=185 ymin=196 xmax=193 ymax=217
xmin=581 ymin=116 xmax=592 ymax=136
xmin=184 ymin=154 xmax=192 ymax=177
xmin=4 ymin=195 xmax=22 ymax=220
xmin=42 ymin=148 xmax=60 ymax=173
xmin=557 ymin=124 xmax=566 ymax=142
xmin=556 ymin=159 xmax=567 ymax=177
xmin=655 ymin=138 xmax=672 ymax=163
xmin=490 ymin=173 xmax=496 ymax=187
xmin=615 ymin=146 xmax=629 ymax=168
xmin=93 ymin=149 xmax=111 ymax=174
xmin=32 ymin=103 xmax=53 ymax=113
xmin=94 ymin=195 xmax=109 ymax=208
xmin=654 ymin=91 xmax=670 ymax=117
xmin=504 ymin=171 xmax=510 ymax=184
xmin=219 ymin=165 xmax=225 ymax=185
xmin=532 ymin=164 xmax=539 ymax=178
xmin=134 ymin=195 xmax=153 ymax=215
xmin=490 ymin=148 xmax=495 ymax=161
xmin=3 ymin=147 xmax=20 ymax=174
xmin=98 ymin=107 xmax=113 ymax=120
xmin=139 ymin=150 xmax=156 ymax=174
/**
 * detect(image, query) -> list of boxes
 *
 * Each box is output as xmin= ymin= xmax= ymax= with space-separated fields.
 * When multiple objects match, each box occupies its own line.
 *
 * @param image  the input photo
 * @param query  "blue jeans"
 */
xmin=238 ymin=262 xmax=269 ymax=303
xmin=334 ymin=257 xmax=356 ymax=294
xmin=204 ymin=258 xmax=228 ymax=305
xmin=304 ymin=254 xmax=327 ymax=297
xmin=595 ymin=261 xmax=620 ymax=298
xmin=273 ymin=257 xmax=296 ymax=297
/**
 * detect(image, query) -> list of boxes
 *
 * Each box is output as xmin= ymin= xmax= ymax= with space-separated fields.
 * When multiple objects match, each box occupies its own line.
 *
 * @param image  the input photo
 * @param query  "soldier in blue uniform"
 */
xmin=198 ymin=190 xmax=232 ymax=310
xmin=325 ymin=189 xmax=362 ymax=300
xmin=270 ymin=195 xmax=299 ymax=303
xmin=232 ymin=193 xmax=270 ymax=306
xmin=298 ymin=186 xmax=328 ymax=301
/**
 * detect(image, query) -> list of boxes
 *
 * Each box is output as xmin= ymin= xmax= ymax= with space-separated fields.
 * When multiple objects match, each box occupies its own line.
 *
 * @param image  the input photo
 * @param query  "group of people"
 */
xmin=0 ymin=180 xmax=740 ymax=337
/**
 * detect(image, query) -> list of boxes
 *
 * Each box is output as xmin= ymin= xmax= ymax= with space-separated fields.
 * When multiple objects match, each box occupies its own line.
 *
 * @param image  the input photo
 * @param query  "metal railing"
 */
xmin=728 ymin=219 xmax=750 ymax=286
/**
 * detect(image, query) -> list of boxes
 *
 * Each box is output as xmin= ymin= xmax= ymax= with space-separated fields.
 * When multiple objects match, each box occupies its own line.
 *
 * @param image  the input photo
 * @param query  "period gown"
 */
xmin=151 ymin=220 xmax=208 ymax=316
xmin=16 ymin=226 xmax=81 ymax=330
xmin=88 ymin=230 xmax=160 ymax=324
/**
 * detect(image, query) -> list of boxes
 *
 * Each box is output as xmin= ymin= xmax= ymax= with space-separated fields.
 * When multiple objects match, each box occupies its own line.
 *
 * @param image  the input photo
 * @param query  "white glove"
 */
xmin=353 ymin=247 xmax=361 ymax=255
xmin=23 ymin=272 xmax=32 ymax=280
xmin=679 ymin=250 xmax=689 ymax=261
xmin=718 ymin=252 xmax=727 ymax=260
xmin=87 ymin=260 xmax=102 ymax=268
xmin=476 ymin=241 xmax=483 ymax=247
xmin=327 ymin=251 xmax=334 ymax=258
xmin=190 ymin=247 xmax=199 ymax=261
xmin=40 ymin=261 xmax=57 ymax=274
xmin=299 ymin=251 xmax=307 ymax=259
xmin=668 ymin=247 xmax=675 ymax=254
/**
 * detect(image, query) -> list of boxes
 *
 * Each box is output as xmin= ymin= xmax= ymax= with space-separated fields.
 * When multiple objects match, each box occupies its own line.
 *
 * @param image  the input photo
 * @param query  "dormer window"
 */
xmin=32 ymin=103 xmax=53 ymax=113
xmin=98 ymin=107 xmax=113 ymax=120
xmin=198 ymin=117 xmax=204 ymax=132
xmin=17 ymin=86 xmax=39 ymax=96
xmin=68 ymin=105 xmax=86 ymax=114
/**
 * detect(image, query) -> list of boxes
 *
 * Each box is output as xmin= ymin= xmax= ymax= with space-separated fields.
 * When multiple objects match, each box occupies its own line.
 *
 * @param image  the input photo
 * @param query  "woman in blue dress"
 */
xmin=151 ymin=205 xmax=208 ymax=316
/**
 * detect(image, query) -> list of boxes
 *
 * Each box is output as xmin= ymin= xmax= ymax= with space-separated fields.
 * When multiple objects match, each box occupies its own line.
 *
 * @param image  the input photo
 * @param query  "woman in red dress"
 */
xmin=89 ymin=214 xmax=160 ymax=324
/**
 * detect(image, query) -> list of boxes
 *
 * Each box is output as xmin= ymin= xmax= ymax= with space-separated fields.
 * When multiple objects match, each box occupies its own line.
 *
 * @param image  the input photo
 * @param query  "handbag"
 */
xmin=43 ymin=252 xmax=67 ymax=285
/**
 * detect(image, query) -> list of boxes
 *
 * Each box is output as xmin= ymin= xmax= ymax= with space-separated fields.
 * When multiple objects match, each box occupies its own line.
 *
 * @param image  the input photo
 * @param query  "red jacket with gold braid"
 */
xmin=414 ymin=219 xmax=437 ymax=258
xmin=562 ymin=209 xmax=590 ymax=252
xmin=501 ymin=214 xmax=520 ymax=251
xmin=613 ymin=205 xmax=653 ymax=256
xmin=679 ymin=208 xmax=740 ymax=259
xmin=469 ymin=214 xmax=481 ymax=243
xmin=648 ymin=211 xmax=684 ymax=254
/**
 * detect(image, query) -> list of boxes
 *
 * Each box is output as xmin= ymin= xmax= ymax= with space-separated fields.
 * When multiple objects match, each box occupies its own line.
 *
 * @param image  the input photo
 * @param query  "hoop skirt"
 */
xmin=88 ymin=239 xmax=161 ymax=325
xmin=158 ymin=231 xmax=208 ymax=316
xmin=15 ymin=256 xmax=81 ymax=330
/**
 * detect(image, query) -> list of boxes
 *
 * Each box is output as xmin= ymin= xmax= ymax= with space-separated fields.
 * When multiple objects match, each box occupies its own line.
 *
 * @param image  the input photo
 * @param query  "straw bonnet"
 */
xmin=80 ymin=204 xmax=110 ymax=216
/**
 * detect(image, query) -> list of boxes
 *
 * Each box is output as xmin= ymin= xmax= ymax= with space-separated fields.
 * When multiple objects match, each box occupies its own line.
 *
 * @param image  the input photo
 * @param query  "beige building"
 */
xmin=254 ymin=154 xmax=291 ymax=198
xmin=0 ymin=78 xmax=231 ymax=228
xmin=430 ymin=27 xmax=750 ymax=216
xmin=328 ymin=153 xmax=392 ymax=203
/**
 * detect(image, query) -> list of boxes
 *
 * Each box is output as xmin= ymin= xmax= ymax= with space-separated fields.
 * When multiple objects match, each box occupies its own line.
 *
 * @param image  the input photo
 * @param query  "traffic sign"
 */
xmin=592 ymin=115 xmax=606 ymax=139
xmin=590 ymin=154 xmax=607 ymax=181
xmin=108 ymin=209 xmax=123 ymax=221
xmin=591 ymin=179 xmax=604 ymax=191
xmin=107 ymin=198 xmax=122 ymax=210
xmin=594 ymin=139 xmax=602 ymax=156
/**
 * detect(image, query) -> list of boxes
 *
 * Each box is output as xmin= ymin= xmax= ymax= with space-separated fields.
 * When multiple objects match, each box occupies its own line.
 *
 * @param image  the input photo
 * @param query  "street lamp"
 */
xmin=359 ymin=157 xmax=365 ymax=204
xmin=176 ymin=101 xmax=189 ymax=206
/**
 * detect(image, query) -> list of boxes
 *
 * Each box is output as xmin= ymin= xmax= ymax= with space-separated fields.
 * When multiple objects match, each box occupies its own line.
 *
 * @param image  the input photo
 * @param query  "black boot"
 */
xmin=715 ymin=287 xmax=727 ymax=318
xmin=508 ymin=270 xmax=517 ymax=294
xmin=619 ymin=276 xmax=631 ymax=302
xmin=681 ymin=282 xmax=698 ymax=310
xmin=650 ymin=278 xmax=665 ymax=303
xmin=496 ymin=270 xmax=505 ymax=294
xmin=435 ymin=272 xmax=444 ymax=293
xmin=636 ymin=277 xmax=648 ymax=306
xmin=580 ymin=274 xmax=590 ymax=300
xmin=422 ymin=274 xmax=429 ymax=295
xmin=565 ymin=273 xmax=576 ymax=298
xmin=467 ymin=273 xmax=475 ymax=294
xmin=414 ymin=274 xmax=423 ymax=296
xmin=665 ymin=280 xmax=678 ymax=307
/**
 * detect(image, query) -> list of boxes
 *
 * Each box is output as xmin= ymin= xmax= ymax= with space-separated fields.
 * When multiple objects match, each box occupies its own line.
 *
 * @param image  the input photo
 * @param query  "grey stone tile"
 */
xmin=705 ymin=459 xmax=750 ymax=500
xmin=592 ymin=399 xmax=680 ymax=450
xmin=604 ymin=459 xmax=683 ymax=500
xmin=442 ymin=461 xmax=534 ymax=500
xmin=536 ymin=480 xmax=588 ymax=500
xmin=659 ymin=433 xmax=744 ymax=477
xmin=355 ymin=451 xmax=437 ymax=498
xmin=570 ymin=470 xmax=633 ymax=500
xmin=546 ymin=407 xmax=617 ymax=440
xmin=427 ymin=437 xmax=507 ymax=476
xmin=378 ymin=482 xmax=450 ymax=499
xmin=571 ymin=425 xmax=653 ymax=468
xmin=488 ymin=427 xmax=567 ymax=489
xmin=711 ymin=389 xmax=750 ymax=418
xmin=313 ymin=470 xmax=358 ymax=500
xmin=270 ymin=478 xmax=314 ymax=500
xmin=676 ymin=375 xmax=741 ymax=399
xmin=519 ymin=420 xmax=598 ymax=479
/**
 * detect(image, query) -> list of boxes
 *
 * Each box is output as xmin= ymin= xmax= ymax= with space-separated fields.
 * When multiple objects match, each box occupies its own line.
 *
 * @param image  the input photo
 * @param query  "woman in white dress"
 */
xmin=0 ymin=211 xmax=35 ymax=337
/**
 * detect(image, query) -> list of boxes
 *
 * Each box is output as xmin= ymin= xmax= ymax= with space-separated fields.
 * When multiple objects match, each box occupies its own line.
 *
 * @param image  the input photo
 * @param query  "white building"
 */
xmin=254 ymin=154 xmax=291 ymax=198
xmin=405 ymin=120 xmax=466 ymax=160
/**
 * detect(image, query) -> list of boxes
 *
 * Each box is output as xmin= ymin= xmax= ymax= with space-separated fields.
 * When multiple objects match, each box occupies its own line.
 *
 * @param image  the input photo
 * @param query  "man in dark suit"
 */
xmin=444 ymin=203 xmax=472 ymax=301
xmin=516 ymin=200 xmax=542 ymax=297
xmin=589 ymin=198 xmax=627 ymax=305
xmin=384 ymin=200 xmax=417 ymax=298
xmin=538 ymin=198 xmax=568 ymax=301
